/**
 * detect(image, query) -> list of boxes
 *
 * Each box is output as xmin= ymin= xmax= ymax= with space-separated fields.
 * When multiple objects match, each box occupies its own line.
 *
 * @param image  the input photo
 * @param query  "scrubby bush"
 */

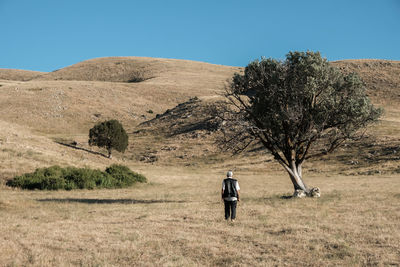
xmin=105 ymin=164 xmax=147 ymax=187
xmin=6 ymin=165 xmax=146 ymax=190
xmin=62 ymin=167 xmax=110 ymax=190
xmin=7 ymin=166 xmax=67 ymax=190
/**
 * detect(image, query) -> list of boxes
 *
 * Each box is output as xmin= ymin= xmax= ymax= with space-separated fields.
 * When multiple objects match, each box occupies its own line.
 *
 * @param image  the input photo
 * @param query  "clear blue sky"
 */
xmin=1 ymin=0 xmax=399 ymax=72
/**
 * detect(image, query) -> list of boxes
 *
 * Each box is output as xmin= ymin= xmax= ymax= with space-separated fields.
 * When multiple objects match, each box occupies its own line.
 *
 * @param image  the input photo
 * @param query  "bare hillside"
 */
xmin=0 ymin=57 xmax=399 ymax=179
xmin=0 ymin=57 xmax=240 ymax=135
xmin=135 ymin=59 xmax=400 ymax=173
xmin=0 ymin=69 xmax=46 ymax=81
xmin=0 ymin=119 xmax=116 ymax=181
xmin=34 ymin=57 xmax=241 ymax=84
xmin=332 ymin=59 xmax=400 ymax=106
xmin=138 ymin=59 xmax=400 ymax=136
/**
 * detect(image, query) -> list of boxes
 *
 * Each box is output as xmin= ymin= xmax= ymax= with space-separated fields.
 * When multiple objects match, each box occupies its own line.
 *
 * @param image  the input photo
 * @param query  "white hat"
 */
xmin=227 ymin=171 xmax=233 ymax=178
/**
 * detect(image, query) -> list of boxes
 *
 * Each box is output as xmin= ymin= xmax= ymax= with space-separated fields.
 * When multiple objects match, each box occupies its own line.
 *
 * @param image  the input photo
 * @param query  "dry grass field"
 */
xmin=0 ymin=57 xmax=399 ymax=266
xmin=1 ymin=166 xmax=399 ymax=266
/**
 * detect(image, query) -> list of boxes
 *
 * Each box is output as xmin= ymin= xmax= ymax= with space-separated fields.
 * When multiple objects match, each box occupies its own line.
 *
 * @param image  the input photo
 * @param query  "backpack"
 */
xmin=223 ymin=178 xmax=238 ymax=198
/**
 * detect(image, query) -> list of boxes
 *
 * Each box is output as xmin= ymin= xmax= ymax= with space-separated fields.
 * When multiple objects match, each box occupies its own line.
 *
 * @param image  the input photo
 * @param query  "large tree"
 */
xmin=218 ymin=51 xmax=381 ymax=196
xmin=89 ymin=119 xmax=129 ymax=158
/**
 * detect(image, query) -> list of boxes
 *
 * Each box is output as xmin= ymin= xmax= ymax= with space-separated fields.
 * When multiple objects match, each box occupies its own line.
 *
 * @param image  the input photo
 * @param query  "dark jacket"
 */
xmin=222 ymin=178 xmax=238 ymax=199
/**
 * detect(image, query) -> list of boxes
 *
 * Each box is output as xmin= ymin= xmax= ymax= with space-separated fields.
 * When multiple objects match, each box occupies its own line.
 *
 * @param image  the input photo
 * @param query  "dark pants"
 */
xmin=224 ymin=200 xmax=237 ymax=220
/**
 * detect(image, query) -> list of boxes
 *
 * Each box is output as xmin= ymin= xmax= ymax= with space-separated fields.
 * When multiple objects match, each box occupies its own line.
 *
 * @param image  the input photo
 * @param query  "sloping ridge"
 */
xmin=137 ymin=59 xmax=400 ymax=171
xmin=0 ymin=57 xmax=399 ymax=174
xmin=34 ymin=57 xmax=241 ymax=83
xmin=0 ymin=69 xmax=46 ymax=81
xmin=331 ymin=59 xmax=400 ymax=104
xmin=144 ymin=59 xmax=400 ymax=137
xmin=140 ymin=96 xmax=222 ymax=138
xmin=0 ymin=119 xmax=112 ymax=180
xmin=0 ymin=57 xmax=240 ymax=135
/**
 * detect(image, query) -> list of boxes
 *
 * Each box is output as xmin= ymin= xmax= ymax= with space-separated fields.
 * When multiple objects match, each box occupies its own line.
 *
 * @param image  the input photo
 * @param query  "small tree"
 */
xmin=218 ymin=51 xmax=382 ymax=196
xmin=89 ymin=119 xmax=129 ymax=158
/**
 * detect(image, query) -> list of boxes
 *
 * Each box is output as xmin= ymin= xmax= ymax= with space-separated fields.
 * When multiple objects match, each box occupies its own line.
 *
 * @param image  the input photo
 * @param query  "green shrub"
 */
xmin=7 ymin=166 xmax=66 ymax=190
xmin=105 ymin=164 xmax=147 ymax=187
xmin=6 ymin=165 xmax=147 ymax=190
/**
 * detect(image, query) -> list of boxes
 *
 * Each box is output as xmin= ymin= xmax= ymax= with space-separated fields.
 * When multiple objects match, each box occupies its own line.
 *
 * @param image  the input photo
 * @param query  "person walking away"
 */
xmin=221 ymin=171 xmax=240 ymax=222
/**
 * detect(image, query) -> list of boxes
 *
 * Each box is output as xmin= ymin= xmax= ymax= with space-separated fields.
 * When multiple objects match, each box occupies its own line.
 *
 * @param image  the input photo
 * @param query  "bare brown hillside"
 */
xmin=0 ymin=57 xmax=240 ymax=179
xmin=332 ymin=59 xmax=400 ymax=106
xmin=0 ymin=57 xmax=240 ymax=135
xmin=134 ymin=59 xmax=400 ymax=173
xmin=0 ymin=69 xmax=46 ymax=81
xmin=34 ymin=57 xmax=241 ymax=84
xmin=0 ymin=57 xmax=399 ymax=179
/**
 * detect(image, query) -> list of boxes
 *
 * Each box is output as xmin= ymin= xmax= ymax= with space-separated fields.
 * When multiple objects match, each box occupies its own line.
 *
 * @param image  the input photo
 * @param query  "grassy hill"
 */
xmin=0 ymin=57 xmax=240 ymax=134
xmin=0 ymin=69 xmax=45 ymax=81
xmin=332 ymin=59 xmax=400 ymax=107
xmin=134 ymin=59 xmax=400 ymax=174
xmin=0 ymin=57 xmax=399 ymax=266
xmin=0 ymin=57 xmax=399 ymax=178
xmin=0 ymin=57 xmax=240 ymax=181
xmin=33 ymin=57 xmax=241 ymax=83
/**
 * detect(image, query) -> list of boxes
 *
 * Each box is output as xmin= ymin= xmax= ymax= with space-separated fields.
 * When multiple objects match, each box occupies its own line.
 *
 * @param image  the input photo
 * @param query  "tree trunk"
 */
xmin=286 ymin=163 xmax=321 ymax=197
xmin=288 ymin=172 xmax=308 ymax=192
xmin=274 ymin=155 xmax=315 ymax=196
xmin=286 ymin=162 xmax=309 ymax=193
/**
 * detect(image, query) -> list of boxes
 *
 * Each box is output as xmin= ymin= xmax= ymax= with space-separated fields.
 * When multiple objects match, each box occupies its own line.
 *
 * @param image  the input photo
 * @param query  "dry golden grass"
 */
xmin=332 ymin=60 xmax=400 ymax=107
xmin=0 ymin=69 xmax=45 ymax=81
xmin=0 ymin=57 xmax=239 ymax=135
xmin=0 ymin=120 xmax=120 ymax=182
xmin=0 ymin=57 xmax=399 ymax=266
xmin=1 ymin=165 xmax=399 ymax=266
xmin=34 ymin=57 xmax=241 ymax=83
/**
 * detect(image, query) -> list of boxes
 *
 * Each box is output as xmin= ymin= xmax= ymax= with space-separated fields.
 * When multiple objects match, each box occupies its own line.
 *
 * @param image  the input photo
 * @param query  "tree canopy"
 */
xmin=219 ymin=51 xmax=382 ymax=196
xmin=89 ymin=119 xmax=129 ymax=158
